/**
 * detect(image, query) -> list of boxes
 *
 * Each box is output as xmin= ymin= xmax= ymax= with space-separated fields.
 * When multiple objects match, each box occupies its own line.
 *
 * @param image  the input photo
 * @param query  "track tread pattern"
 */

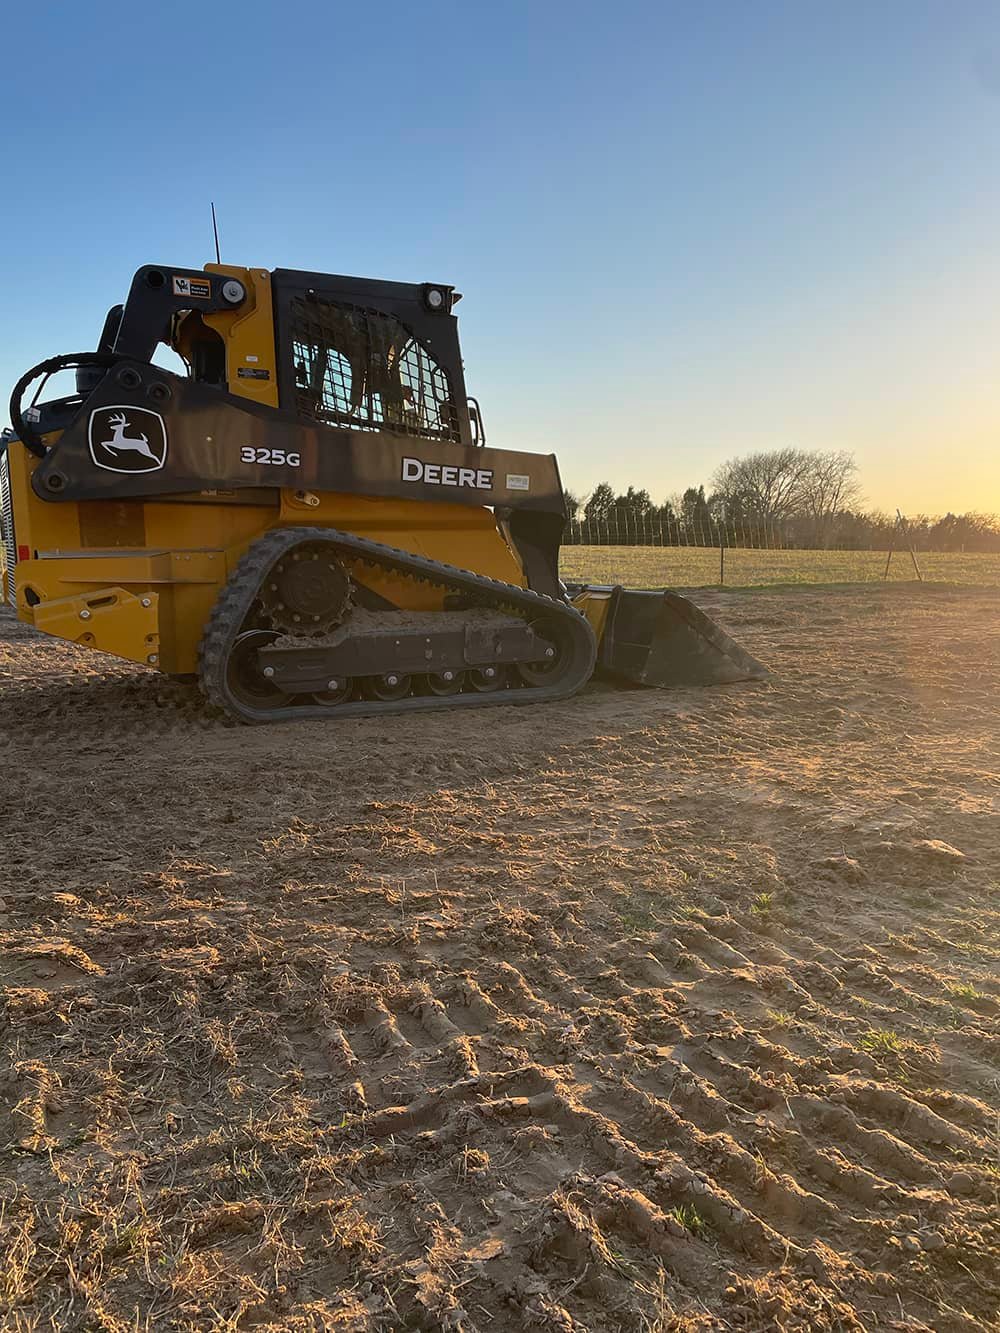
xmin=198 ymin=527 xmax=596 ymax=723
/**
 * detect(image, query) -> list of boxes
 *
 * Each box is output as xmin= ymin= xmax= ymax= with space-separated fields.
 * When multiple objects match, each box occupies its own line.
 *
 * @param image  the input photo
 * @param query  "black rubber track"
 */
xmin=199 ymin=527 xmax=597 ymax=723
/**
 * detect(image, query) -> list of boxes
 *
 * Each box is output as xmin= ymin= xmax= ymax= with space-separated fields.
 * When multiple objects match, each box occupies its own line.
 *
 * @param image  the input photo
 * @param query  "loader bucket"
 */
xmin=588 ymin=586 xmax=769 ymax=687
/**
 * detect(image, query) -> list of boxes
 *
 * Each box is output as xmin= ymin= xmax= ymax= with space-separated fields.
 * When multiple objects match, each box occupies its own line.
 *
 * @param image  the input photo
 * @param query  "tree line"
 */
xmin=565 ymin=448 xmax=1000 ymax=552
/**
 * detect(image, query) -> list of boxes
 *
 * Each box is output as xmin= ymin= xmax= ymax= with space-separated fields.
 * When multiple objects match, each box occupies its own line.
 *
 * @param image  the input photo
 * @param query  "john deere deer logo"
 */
xmin=88 ymin=406 xmax=168 ymax=474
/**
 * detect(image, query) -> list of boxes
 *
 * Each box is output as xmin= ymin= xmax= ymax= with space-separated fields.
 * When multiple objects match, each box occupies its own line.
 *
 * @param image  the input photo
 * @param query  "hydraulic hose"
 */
xmin=9 ymin=352 xmax=118 ymax=456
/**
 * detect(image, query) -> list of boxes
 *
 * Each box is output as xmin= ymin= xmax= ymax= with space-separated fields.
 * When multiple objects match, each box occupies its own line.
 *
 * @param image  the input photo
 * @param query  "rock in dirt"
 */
xmin=946 ymin=1170 xmax=974 ymax=1196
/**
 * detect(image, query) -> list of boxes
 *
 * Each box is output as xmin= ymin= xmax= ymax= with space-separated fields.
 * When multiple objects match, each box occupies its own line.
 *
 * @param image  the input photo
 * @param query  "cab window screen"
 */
xmin=290 ymin=295 xmax=460 ymax=442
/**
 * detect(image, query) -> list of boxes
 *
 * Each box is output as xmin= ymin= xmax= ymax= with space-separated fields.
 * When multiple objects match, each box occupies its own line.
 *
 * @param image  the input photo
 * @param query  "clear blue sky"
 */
xmin=4 ymin=0 xmax=1000 ymax=514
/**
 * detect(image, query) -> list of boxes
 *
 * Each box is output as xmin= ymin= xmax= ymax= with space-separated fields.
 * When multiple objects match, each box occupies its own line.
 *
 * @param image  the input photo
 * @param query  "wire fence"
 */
xmin=565 ymin=516 xmax=793 ymax=549
xmin=563 ymin=511 xmax=1000 ymax=553
xmin=560 ymin=513 xmax=1000 ymax=588
xmin=560 ymin=544 xmax=1000 ymax=588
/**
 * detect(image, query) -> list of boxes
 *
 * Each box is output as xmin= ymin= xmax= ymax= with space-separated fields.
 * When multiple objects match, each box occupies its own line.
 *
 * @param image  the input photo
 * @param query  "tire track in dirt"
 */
xmin=1 ymin=585 xmax=998 ymax=1330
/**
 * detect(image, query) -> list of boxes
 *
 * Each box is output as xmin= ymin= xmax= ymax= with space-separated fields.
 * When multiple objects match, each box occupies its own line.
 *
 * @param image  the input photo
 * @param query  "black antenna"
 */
xmin=211 ymin=202 xmax=221 ymax=264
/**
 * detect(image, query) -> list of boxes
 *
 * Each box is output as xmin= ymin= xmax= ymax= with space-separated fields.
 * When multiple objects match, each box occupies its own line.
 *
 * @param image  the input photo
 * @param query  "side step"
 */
xmin=579 ymin=586 xmax=769 ymax=687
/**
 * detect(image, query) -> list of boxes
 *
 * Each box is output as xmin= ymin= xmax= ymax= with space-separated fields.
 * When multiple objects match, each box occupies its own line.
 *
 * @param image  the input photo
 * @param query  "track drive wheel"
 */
xmin=424 ymin=670 xmax=465 ymax=696
xmin=468 ymin=665 xmax=506 ymax=692
xmin=517 ymin=623 xmax=564 ymax=686
xmin=226 ymin=630 xmax=286 ymax=710
xmin=364 ymin=673 xmax=412 ymax=701
xmin=311 ymin=677 xmax=353 ymax=706
xmin=259 ymin=544 xmax=351 ymax=635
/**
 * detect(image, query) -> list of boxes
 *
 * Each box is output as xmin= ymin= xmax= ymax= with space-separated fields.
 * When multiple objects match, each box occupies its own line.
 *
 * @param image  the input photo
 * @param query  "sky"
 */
xmin=3 ymin=0 xmax=1000 ymax=515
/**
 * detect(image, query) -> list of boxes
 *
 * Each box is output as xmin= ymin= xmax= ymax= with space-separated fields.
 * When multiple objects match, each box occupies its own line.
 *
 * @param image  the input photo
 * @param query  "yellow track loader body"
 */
xmin=1 ymin=262 xmax=765 ymax=721
xmin=5 ymin=445 xmax=524 ymax=676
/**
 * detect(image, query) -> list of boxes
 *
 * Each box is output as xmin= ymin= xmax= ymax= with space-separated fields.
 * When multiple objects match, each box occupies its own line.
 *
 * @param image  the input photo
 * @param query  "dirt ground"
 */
xmin=1 ymin=583 xmax=998 ymax=1332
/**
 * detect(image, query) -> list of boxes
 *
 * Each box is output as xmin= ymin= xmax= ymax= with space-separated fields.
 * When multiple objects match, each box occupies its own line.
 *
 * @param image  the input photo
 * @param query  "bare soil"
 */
xmin=1 ymin=583 xmax=998 ymax=1332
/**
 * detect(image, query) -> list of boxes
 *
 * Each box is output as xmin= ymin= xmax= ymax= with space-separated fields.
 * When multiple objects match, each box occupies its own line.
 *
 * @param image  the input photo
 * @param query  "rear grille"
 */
xmin=0 ymin=446 xmax=16 ymax=604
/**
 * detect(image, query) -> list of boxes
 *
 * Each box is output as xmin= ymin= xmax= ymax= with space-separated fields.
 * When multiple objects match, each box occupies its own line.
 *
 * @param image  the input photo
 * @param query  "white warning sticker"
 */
xmin=506 ymin=473 xmax=530 ymax=491
xmin=172 ymin=275 xmax=211 ymax=299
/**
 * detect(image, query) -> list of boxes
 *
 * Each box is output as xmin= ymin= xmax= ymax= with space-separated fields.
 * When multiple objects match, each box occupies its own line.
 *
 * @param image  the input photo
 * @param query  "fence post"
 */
xmin=897 ymin=509 xmax=923 ymax=582
xmin=719 ymin=542 xmax=725 ymax=585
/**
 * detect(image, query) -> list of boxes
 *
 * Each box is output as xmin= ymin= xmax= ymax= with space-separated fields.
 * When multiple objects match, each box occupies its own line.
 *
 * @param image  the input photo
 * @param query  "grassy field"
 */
xmin=560 ymin=543 xmax=1000 ymax=588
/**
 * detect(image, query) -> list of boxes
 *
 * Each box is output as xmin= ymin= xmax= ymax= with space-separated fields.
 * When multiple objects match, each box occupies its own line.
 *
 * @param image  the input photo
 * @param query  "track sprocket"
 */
xmin=257 ymin=542 xmax=351 ymax=635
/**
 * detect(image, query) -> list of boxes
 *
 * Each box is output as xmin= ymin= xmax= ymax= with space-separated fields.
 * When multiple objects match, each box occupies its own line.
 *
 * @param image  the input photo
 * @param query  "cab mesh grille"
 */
xmin=289 ymin=296 xmax=461 ymax=443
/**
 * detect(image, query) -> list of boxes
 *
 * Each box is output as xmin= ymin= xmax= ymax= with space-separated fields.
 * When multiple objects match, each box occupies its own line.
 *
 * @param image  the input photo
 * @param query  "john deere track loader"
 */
xmin=0 ymin=261 xmax=765 ymax=722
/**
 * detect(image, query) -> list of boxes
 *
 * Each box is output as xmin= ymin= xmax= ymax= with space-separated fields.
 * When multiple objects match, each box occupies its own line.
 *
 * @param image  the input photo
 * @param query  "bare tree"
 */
xmin=711 ymin=448 xmax=859 ymax=543
xmin=711 ymin=448 xmax=815 ymax=523
xmin=798 ymin=450 xmax=860 ymax=545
